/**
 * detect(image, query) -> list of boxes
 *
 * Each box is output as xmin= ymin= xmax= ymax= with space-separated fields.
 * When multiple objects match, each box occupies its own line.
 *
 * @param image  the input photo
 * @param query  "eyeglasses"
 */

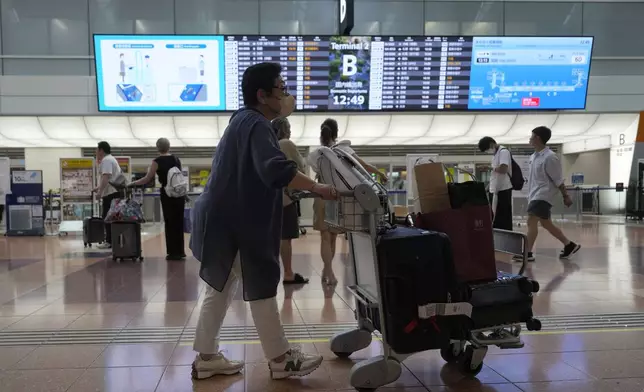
xmin=274 ymin=84 xmax=289 ymax=96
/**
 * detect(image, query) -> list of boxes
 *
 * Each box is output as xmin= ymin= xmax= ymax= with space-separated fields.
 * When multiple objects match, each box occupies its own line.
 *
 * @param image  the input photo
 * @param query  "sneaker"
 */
xmin=191 ymin=352 xmax=244 ymax=380
xmin=560 ymin=242 xmax=581 ymax=259
xmin=268 ymin=346 xmax=323 ymax=380
xmin=513 ymin=253 xmax=535 ymax=262
xmin=97 ymin=243 xmax=111 ymax=250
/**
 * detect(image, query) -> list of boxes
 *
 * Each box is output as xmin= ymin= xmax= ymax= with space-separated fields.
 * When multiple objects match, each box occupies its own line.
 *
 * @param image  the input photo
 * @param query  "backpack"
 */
xmin=501 ymin=148 xmax=525 ymax=191
xmin=165 ymin=159 xmax=188 ymax=198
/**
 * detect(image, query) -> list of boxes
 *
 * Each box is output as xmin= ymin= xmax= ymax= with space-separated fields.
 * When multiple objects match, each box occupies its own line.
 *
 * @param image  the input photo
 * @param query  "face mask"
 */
xmin=280 ymin=94 xmax=295 ymax=117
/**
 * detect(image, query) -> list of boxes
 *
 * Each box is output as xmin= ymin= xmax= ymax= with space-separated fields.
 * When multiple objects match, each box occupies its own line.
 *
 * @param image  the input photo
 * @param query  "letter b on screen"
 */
xmin=342 ymin=55 xmax=357 ymax=76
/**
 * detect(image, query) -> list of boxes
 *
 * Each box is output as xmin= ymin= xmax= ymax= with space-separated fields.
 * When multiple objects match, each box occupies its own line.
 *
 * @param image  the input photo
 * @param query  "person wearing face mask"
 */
xmin=478 ymin=136 xmax=513 ymax=231
xmin=189 ymin=63 xmax=336 ymax=381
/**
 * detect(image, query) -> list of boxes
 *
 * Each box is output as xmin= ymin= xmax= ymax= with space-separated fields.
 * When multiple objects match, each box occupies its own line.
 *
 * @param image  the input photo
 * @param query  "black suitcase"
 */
xmin=467 ymin=271 xmax=540 ymax=330
xmin=83 ymin=192 xmax=105 ymax=248
xmin=372 ymin=226 xmax=468 ymax=355
xmin=111 ymin=221 xmax=143 ymax=262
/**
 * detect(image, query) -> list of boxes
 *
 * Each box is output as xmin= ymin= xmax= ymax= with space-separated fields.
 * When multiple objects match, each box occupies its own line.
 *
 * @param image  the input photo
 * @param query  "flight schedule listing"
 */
xmin=94 ymin=34 xmax=594 ymax=112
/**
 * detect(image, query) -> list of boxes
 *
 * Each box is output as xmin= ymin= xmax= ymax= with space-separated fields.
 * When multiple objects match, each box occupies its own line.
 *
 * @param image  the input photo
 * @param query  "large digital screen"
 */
xmin=93 ymin=35 xmax=593 ymax=112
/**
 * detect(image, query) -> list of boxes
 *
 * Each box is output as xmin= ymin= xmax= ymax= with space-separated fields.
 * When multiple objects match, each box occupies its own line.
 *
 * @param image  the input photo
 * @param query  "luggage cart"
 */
xmin=327 ymin=189 xmax=537 ymax=391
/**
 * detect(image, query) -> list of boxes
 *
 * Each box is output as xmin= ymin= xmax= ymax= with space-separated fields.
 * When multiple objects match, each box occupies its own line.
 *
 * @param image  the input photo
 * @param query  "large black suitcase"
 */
xmin=467 ymin=271 xmax=540 ymax=330
xmin=83 ymin=192 xmax=104 ymax=248
xmin=111 ymin=221 xmax=143 ymax=262
xmin=373 ymin=226 xmax=468 ymax=355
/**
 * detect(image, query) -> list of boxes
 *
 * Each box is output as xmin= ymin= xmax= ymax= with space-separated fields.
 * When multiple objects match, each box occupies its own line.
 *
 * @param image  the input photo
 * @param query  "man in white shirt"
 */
xmin=522 ymin=126 xmax=580 ymax=262
xmin=93 ymin=141 xmax=122 ymax=249
xmin=479 ymin=137 xmax=513 ymax=230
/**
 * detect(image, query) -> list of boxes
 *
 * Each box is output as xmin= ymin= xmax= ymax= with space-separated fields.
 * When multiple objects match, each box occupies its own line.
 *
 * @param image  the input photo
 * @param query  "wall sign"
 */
xmin=339 ymin=0 xmax=354 ymax=35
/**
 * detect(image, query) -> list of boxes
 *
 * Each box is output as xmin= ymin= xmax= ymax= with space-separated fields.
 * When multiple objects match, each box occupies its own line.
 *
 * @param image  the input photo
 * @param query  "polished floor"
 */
xmin=1 ymin=219 xmax=644 ymax=391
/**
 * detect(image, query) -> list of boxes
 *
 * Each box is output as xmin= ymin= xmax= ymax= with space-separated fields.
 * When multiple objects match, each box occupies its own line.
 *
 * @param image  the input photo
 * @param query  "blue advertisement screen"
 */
xmin=468 ymin=37 xmax=594 ymax=110
xmin=93 ymin=35 xmax=593 ymax=112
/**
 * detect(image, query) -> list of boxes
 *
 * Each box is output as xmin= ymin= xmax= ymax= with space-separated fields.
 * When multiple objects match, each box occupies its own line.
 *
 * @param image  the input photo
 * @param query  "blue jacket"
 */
xmin=190 ymin=108 xmax=298 ymax=301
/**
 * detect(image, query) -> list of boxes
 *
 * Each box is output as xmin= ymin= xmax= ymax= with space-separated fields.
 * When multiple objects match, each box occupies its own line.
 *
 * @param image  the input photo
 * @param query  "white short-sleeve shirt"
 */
xmin=99 ymin=154 xmax=121 ymax=197
xmin=489 ymin=146 xmax=513 ymax=193
xmin=528 ymin=147 xmax=564 ymax=204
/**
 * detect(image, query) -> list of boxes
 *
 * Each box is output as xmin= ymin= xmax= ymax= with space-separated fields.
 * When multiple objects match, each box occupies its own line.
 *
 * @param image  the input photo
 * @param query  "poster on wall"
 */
xmin=60 ymin=158 xmax=95 ymax=221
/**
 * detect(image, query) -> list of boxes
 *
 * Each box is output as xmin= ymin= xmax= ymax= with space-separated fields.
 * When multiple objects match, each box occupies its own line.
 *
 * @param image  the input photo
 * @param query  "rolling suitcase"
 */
xmin=375 ymin=226 xmax=470 ymax=354
xmin=111 ymin=221 xmax=143 ymax=262
xmin=467 ymin=271 xmax=540 ymax=331
xmin=83 ymin=192 xmax=104 ymax=248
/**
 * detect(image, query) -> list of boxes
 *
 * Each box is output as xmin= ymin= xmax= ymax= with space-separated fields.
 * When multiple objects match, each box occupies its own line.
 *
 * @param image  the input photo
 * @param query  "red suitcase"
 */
xmin=416 ymin=205 xmax=497 ymax=283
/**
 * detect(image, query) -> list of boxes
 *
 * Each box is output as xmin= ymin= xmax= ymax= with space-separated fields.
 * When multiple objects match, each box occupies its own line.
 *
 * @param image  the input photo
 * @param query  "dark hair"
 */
xmin=532 ymin=126 xmax=552 ymax=144
xmin=478 ymin=136 xmax=496 ymax=152
xmin=97 ymin=141 xmax=111 ymax=154
xmin=320 ymin=118 xmax=339 ymax=147
xmin=272 ymin=117 xmax=290 ymax=140
xmin=241 ymin=62 xmax=282 ymax=107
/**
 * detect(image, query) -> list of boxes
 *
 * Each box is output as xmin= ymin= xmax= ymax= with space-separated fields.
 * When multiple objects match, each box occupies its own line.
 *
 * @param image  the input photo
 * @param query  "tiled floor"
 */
xmin=1 ymin=218 xmax=644 ymax=391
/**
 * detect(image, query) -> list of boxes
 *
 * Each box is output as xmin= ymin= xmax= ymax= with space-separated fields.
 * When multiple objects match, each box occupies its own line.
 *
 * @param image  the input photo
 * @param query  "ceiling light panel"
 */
xmin=182 ymin=138 xmax=219 ymax=147
xmin=344 ymin=115 xmax=390 ymax=140
xmin=403 ymin=136 xmax=447 ymax=145
xmin=217 ymin=115 xmax=232 ymax=138
xmin=551 ymin=113 xmax=599 ymax=136
xmin=140 ymin=138 xmax=185 ymax=147
xmin=85 ymin=117 xmax=134 ymax=140
xmin=130 ymin=116 xmax=175 ymax=139
xmin=64 ymin=138 xmax=101 ymax=147
xmin=387 ymin=115 xmax=433 ymax=139
xmin=427 ymin=115 xmax=475 ymax=137
xmin=286 ymin=115 xmax=305 ymax=140
xmin=28 ymin=139 xmax=73 ymax=147
xmin=301 ymin=115 xmax=348 ymax=140
xmin=506 ymin=113 xmax=558 ymax=137
xmin=39 ymin=117 xmax=90 ymax=139
xmin=467 ymin=114 xmax=517 ymax=136
xmin=0 ymin=117 xmax=47 ymax=139
xmin=109 ymin=138 xmax=148 ymax=147
xmin=585 ymin=113 xmax=640 ymax=136
xmin=174 ymin=116 xmax=218 ymax=140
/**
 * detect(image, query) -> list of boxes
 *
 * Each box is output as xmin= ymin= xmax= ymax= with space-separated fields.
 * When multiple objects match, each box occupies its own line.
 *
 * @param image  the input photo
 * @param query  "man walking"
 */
xmin=519 ymin=126 xmax=581 ymax=262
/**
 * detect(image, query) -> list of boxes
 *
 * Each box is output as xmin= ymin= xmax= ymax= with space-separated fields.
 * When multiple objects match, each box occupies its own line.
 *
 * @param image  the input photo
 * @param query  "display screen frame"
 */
xmin=92 ymin=34 xmax=595 ymax=114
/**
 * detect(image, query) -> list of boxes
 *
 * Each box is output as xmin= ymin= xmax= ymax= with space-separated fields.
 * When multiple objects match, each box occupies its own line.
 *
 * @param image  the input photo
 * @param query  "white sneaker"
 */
xmin=97 ymin=242 xmax=111 ymax=249
xmin=191 ymin=352 xmax=244 ymax=380
xmin=269 ymin=346 xmax=323 ymax=380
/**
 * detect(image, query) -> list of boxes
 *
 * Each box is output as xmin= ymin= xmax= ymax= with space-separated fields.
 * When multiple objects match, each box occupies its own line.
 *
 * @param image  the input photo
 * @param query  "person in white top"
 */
xmin=522 ymin=126 xmax=581 ymax=262
xmin=479 ymin=136 xmax=513 ymax=231
xmin=93 ymin=141 xmax=123 ymax=249
xmin=308 ymin=118 xmax=388 ymax=285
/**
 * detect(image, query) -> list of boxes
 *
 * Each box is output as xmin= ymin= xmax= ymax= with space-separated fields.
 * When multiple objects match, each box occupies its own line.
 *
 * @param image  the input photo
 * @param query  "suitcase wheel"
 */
xmin=461 ymin=346 xmax=484 ymax=375
xmin=440 ymin=342 xmax=465 ymax=364
xmin=139 ymin=257 xmax=144 ymax=262
xmin=112 ymin=256 xmax=117 ymax=261
xmin=84 ymin=243 xmax=87 ymax=248
xmin=531 ymin=280 xmax=540 ymax=293
xmin=333 ymin=351 xmax=351 ymax=359
xmin=526 ymin=318 xmax=542 ymax=332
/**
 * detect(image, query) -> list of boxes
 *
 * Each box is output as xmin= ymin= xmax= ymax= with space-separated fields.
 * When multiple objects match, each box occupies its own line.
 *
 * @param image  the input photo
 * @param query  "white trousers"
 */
xmin=193 ymin=256 xmax=290 ymax=360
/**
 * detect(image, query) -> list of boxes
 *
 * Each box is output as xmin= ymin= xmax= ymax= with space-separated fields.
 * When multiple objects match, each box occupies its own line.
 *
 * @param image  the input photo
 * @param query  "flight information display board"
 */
xmin=93 ymin=34 xmax=593 ymax=112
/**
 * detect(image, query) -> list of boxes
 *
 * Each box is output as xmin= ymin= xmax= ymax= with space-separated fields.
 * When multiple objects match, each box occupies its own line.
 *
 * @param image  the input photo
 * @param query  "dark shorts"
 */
xmin=282 ymin=202 xmax=300 ymax=240
xmin=527 ymin=200 xmax=552 ymax=220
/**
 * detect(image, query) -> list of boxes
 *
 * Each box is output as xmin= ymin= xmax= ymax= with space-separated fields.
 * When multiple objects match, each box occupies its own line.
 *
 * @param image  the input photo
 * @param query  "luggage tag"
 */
xmin=418 ymin=302 xmax=473 ymax=319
